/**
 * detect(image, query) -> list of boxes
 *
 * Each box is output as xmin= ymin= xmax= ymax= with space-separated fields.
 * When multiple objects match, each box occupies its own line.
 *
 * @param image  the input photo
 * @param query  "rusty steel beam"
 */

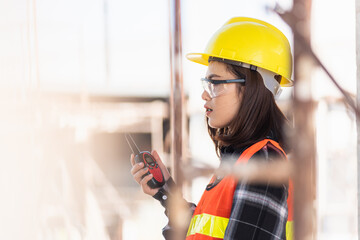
xmin=168 ymin=0 xmax=185 ymax=188
xmin=290 ymin=1 xmax=316 ymax=239
xmin=276 ymin=0 xmax=316 ymax=239
xmin=168 ymin=1 xmax=191 ymax=239
xmin=275 ymin=0 xmax=360 ymax=238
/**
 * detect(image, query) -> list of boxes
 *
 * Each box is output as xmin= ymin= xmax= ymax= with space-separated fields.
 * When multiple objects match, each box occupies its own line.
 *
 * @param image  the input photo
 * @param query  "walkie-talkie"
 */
xmin=125 ymin=133 xmax=165 ymax=189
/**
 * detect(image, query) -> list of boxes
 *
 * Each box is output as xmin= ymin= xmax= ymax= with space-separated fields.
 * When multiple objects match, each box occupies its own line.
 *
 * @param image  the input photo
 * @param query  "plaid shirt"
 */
xmin=154 ymin=140 xmax=289 ymax=240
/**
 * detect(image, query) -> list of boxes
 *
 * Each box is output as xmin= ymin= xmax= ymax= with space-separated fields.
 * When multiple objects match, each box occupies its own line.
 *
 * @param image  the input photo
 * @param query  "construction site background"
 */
xmin=0 ymin=0 xmax=357 ymax=239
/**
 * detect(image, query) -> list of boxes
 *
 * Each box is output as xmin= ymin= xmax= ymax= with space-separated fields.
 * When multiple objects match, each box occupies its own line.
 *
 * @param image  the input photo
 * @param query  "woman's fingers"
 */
xmin=130 ymin=162 xmax=144 ymax=175
xmin=139 ymin=174 xmax=159 ymax=196
xmin=130 ymin=150 xmax=169 ymax=196
xmin=133 ymin=167 xmax=149 ymax=183
xmin=140 ymin=173 xmax=153 ymax=186
xmin=130 ymin=154 xmax=135 ymax=166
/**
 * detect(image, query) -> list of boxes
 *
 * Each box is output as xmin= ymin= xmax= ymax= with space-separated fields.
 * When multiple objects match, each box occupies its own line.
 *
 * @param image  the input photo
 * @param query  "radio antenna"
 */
xmin=125 ymin=133 xmax=141 ymax=155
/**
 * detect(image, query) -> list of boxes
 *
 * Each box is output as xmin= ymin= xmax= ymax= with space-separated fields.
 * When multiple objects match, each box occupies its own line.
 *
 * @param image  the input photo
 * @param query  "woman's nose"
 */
xmin=201 ymin=90 xmax=211 ymax=101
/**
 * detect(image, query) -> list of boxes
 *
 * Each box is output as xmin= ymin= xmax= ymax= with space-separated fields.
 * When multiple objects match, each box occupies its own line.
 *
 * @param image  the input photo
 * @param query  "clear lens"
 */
xmin=202 ymin=80 xmax=228 ymax=98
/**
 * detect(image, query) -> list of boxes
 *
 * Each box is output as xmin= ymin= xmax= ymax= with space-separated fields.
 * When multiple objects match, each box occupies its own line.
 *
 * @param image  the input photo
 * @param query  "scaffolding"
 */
xmin=0 ymin=0 xmax=358 ymax=239
xmin=167 ymin=0 xmax=359 ymax=240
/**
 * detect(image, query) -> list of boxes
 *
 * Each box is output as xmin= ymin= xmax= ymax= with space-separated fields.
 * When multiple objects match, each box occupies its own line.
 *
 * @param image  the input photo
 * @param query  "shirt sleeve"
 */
xmin=224 ymin=143 xmax=289 ymax=240
xmin=152 ymin=177 xmax=196 ymax=240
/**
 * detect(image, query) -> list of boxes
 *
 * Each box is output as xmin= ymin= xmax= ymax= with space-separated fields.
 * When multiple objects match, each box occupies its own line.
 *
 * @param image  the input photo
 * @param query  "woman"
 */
xmin=130 ymin=17 xmax=293 ymax=240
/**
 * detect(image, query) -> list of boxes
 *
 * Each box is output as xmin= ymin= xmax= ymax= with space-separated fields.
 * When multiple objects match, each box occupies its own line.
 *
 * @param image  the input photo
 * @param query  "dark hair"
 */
xmin=207 ymin=61 xmax=291 ymax=156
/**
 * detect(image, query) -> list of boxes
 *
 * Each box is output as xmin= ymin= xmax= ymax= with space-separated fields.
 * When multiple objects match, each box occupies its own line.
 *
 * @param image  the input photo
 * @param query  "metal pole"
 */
xmin=291 ymin=1 xmax=316 ymax=239
xmin=168 ymin=0 xmax=185 ymax=188
xmin=356 ymin=0 xmax=360 ymax=237
xmin=275 ymin=1 xmax=316 ymax=239
xmin=168 ymin=1 xmax=191 ymax=239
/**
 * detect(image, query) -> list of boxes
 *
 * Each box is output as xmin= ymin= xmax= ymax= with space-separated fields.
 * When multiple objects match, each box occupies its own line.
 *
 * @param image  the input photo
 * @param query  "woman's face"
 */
xmin=202 ymin=61 xmax=243 ymax=129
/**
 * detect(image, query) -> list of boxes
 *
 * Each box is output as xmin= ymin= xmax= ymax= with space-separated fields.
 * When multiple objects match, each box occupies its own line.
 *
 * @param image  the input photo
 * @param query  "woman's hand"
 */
xmin=130 ymin=150 xmax=171 ymax=196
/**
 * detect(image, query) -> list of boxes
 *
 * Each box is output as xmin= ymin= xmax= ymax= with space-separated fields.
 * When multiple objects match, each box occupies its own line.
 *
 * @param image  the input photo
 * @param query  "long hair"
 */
xmin=207 ymin=61 xmax=291 ymax=156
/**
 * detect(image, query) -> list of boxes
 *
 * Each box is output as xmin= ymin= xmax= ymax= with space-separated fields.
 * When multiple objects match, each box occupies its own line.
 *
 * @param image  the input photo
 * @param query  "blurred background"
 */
xmin=0 ymin=0 xmax=357 ymax=239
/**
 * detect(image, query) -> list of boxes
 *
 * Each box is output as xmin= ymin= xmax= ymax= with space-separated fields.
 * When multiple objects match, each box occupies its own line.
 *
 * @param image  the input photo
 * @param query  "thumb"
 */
xmin=151 ymin=150 xmax=170 ymax=181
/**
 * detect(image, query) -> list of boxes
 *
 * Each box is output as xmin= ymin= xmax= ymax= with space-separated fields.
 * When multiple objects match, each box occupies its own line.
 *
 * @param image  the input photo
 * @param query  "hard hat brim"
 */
xmin=186 ymin=52 xmax=293 ymax=87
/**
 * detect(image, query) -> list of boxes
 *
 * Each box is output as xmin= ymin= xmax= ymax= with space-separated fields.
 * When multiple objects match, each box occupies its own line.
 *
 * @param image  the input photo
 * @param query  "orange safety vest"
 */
xmin=186 ymin=139 xmax=293 ymax=240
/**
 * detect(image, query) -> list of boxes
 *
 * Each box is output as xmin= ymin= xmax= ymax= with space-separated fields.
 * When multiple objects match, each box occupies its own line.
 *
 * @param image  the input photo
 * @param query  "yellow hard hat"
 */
xmin=186 ymin=17 xmax=293 ymax=87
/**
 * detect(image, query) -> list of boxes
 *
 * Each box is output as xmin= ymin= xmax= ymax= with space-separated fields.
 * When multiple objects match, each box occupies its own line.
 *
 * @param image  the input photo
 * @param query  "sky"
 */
xmin=0 ymin=0 xmax=295 ymax=98
xmin=0 ymin=0 xmax=355 ymax=101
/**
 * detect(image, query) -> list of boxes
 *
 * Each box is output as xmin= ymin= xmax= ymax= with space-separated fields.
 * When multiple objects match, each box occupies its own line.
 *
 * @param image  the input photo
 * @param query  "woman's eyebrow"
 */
xmin=206 ymin=73 xmax=221 ymax=79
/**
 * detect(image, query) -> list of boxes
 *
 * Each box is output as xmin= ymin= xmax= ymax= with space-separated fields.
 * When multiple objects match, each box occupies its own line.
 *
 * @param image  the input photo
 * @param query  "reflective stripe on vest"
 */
xmin=186 ymin=139 xmax=293 ymax=240
xmin=286 ymin=221 xmax=293 ymax=240
xmin=186 ymin=213 xmax=229 ymax=238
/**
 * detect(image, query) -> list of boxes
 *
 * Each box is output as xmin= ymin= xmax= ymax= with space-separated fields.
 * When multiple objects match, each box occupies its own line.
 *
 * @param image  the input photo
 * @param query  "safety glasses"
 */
xmin=201 ymin=78 xmax=245 ymax=98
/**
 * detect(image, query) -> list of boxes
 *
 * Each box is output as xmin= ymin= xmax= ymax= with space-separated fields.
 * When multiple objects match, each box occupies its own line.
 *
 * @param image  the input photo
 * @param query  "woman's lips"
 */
xmin=204 ymin=105 xmax=213 ymax=116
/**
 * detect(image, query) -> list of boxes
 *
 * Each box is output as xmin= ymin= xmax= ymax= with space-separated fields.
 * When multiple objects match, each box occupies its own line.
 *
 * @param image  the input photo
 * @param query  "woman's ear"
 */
xmin=237 ymin=84 xmax=245 ymax=96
